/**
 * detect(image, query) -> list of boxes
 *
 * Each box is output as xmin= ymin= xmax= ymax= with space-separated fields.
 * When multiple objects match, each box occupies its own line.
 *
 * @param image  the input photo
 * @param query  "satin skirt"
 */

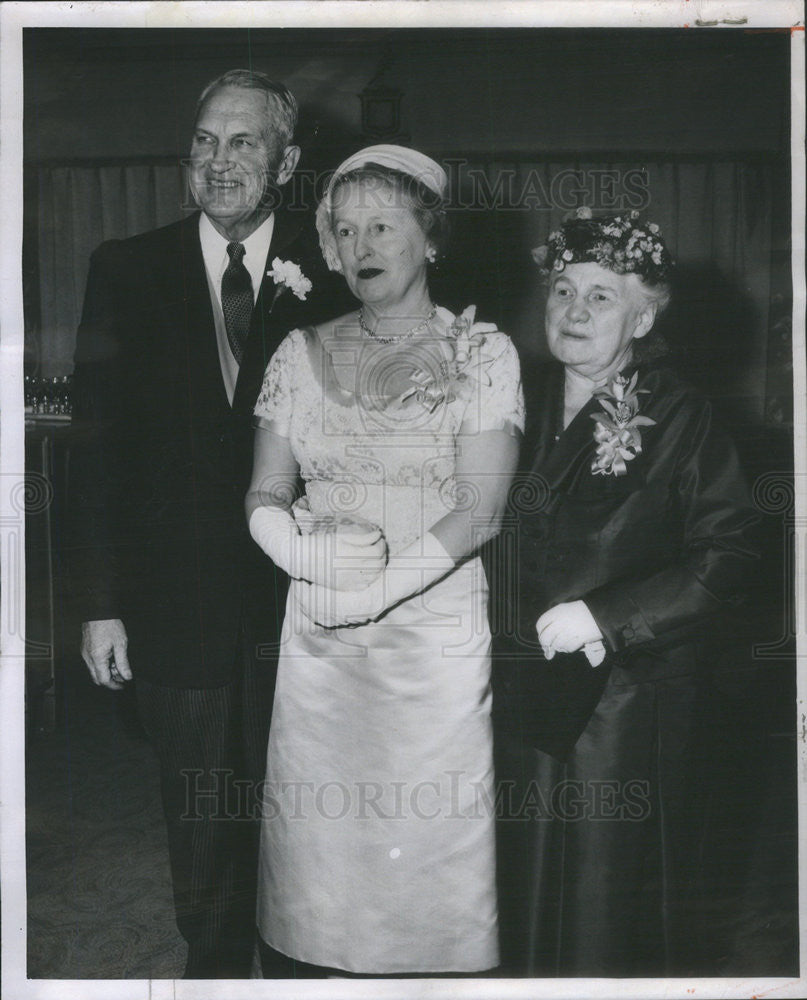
xmin=498 ymin=671 xmax=709 ymax=977
xmin=257 ymin=558 xmax=499 ymax=974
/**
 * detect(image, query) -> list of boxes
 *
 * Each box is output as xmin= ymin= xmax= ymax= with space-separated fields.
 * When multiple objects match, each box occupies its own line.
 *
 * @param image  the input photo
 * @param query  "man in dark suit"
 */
xmin=71 ymin=69 xmax=346 ymax=978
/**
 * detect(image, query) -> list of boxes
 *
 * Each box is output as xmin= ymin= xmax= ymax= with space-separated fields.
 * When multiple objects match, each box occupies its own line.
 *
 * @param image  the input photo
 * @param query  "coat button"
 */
xmin=623 ymin=624 xmax=635 ymax=640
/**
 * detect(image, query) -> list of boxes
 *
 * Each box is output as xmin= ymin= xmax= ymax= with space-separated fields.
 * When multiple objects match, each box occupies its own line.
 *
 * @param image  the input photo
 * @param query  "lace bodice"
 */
xmin=254 ymin=307 xmax=524 ymax=552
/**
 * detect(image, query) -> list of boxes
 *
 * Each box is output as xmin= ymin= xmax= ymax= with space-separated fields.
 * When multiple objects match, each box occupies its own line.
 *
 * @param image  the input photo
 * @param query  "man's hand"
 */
xmin=81 ymin=619 xmax=132 ymax=689
xmin=536 ymin=601 xmax=604 ymax=661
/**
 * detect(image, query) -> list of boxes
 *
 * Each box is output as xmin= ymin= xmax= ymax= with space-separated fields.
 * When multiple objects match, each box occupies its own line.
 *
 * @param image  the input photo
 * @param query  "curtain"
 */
xmin=30 ymin=158 xmax=783 ymax=421
xmin=32 ymin=162 xmax=189 ymax=376
xmin=450 ymin=160 xmax=776 ymax=418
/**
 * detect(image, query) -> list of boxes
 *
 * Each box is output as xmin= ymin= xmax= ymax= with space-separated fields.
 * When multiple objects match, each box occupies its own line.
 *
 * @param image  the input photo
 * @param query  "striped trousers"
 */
xmin=136 ymin=639 xmax=275 ymax=978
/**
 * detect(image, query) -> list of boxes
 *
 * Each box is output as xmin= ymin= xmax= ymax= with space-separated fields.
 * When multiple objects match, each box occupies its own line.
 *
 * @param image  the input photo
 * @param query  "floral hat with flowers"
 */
xmin=532 ymin=207 xmax=674 ymax=285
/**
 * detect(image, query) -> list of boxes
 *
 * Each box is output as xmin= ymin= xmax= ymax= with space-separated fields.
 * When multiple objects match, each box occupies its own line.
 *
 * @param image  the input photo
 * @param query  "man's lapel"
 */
xmin=232 ymin=210 xmax=306 ymax=415
xmin=152 ymin=213 xmax=229 ymax=411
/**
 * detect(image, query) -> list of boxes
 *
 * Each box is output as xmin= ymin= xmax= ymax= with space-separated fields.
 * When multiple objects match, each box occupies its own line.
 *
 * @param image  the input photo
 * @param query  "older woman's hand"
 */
xmin=537 ymin=601 xmax=604 ymax=662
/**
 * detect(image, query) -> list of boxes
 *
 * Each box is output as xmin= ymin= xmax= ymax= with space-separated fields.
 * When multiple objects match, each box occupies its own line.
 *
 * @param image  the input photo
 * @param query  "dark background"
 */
xmin=23 ymin=27 xmax=792 ymax=407
xmin=24 ymin=28 xmax=788 ymax=156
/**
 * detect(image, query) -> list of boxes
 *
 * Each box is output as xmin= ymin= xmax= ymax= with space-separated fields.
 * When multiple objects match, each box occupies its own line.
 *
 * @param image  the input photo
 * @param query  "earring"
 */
xmin=425 ymin=247 xmax=437 ymax=263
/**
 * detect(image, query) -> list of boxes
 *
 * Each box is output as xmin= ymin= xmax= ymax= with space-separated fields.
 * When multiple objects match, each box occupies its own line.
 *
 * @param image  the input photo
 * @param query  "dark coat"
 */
xmin=490 ymin=359 xmax=759 ymax=759
xmin=70 ymin=209 xmax=351 ymax=687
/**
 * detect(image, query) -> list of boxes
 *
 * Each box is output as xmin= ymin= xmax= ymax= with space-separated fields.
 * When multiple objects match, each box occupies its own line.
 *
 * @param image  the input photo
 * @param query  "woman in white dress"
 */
xmin=246 ymin=145 xmax=524 ymax=976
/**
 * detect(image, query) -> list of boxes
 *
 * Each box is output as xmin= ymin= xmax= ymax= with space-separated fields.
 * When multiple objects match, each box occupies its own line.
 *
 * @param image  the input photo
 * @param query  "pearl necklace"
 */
xmin=358 ymin=306 xmax=437 ymax=344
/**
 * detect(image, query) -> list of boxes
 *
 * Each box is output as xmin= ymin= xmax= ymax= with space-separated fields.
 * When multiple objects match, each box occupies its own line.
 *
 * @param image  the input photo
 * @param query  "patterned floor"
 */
xmin=26 ymin=669 xmax=186 ymax=979
xmin=25 ymin=658 xmax=799 ymax=981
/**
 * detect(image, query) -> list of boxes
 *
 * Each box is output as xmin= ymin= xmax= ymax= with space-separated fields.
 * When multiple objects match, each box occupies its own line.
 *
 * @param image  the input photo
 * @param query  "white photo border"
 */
xmin=1 ymin=2 xmax=804 ymax=998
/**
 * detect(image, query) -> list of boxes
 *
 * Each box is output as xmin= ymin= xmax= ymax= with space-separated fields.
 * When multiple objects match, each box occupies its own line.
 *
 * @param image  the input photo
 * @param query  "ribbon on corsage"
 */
xmin=590 ymin=371 xmax=656 ymax=476
xmin=400 ymin=305 xmax=498 ymax=413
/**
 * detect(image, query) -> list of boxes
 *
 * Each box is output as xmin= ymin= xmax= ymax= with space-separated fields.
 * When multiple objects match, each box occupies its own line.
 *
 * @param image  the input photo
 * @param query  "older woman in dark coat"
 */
xmin=492 ymin=210 xmax=759 ymax=977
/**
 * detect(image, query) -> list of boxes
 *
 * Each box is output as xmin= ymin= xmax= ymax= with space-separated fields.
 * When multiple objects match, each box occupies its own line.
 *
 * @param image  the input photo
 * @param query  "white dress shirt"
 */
xmin=199 ymin=212 xmax=275 ymax=405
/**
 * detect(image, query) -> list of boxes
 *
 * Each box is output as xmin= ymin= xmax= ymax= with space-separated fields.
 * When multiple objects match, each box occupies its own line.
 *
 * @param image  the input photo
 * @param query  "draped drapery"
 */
xmin=30 ymin=162 xmax=189 ymax=376
xmin=444 ymin=159 xmax=780 ymax=419
xmin=28 ymin=157 xmax=787 ymax=421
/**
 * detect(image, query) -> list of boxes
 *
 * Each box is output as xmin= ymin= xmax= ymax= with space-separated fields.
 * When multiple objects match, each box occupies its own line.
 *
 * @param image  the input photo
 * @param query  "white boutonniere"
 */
xmin=590 ymin=371 xmax=656 ymax=476
xmin=267 ymin=257 xmax=312 ymax=302
xmin=401 ymin=305 xmax=498 ymax=413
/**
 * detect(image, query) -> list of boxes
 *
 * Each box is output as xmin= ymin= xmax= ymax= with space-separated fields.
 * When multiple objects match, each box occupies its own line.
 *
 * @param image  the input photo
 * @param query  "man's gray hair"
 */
xmin=195 ymin=69 xmax=298 ymax=148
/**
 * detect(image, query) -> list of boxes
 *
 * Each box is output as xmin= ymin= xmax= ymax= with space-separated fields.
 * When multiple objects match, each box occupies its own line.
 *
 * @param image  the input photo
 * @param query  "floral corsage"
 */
xmin=590 ymin=371 xmax=656 ymax=476
xmin=400 ymin=305 xmax=498 ymax=413
xmin=267 ymin=257 xmax=312 ymax=302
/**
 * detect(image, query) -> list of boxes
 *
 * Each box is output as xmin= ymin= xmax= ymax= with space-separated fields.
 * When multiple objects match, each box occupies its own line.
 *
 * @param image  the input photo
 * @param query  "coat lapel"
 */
xmin=528 ymin=361 xmax=648 ymax=496
xmin=149 ymin=213 xmax=229 ymax=413
xmin=522 ymin=363 xmax=561 ymax=473
xmin=232 ymin=210 xmax=306 ymax=416
xmin=535 ymin=396 xmax=603 ymax=490
xmin=525 ymin=363 xmax=599 ymax=490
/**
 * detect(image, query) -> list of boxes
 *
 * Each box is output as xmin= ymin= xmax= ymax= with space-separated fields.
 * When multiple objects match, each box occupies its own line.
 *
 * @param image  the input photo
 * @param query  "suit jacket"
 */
xmin=490 ymin=360 xmax=759 ymax=759
xmin=70 ymin=209 xmax=352 ymax=687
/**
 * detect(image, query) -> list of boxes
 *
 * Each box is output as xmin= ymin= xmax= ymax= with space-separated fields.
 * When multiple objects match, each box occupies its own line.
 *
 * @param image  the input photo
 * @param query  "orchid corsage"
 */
xmin=590 ymin=371 xmax=656 ymax=476
xmin=267 ymin=257 xmax=312 ymax=302
xmin=400 ymin=305 xmax=497 ymax=413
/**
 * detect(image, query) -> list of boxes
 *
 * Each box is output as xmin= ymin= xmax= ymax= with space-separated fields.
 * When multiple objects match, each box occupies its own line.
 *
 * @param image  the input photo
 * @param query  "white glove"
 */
xmin=249 ymin=505 xmax=387 ymax=590
xmin=582 ymin=640 xmax=607 ymax=667
xmin=536 ymin=600 xmax=605 ymax=666
xmin=295 ymin=530 xmax=455 ymax=628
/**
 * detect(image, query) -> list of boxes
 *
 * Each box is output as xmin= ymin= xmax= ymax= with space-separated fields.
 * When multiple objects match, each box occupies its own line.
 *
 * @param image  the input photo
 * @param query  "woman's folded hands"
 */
xmin=249 ymin=505 xmax=388 ymax=591
xmin=294 ymin=531 xmax=455 ymax=629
